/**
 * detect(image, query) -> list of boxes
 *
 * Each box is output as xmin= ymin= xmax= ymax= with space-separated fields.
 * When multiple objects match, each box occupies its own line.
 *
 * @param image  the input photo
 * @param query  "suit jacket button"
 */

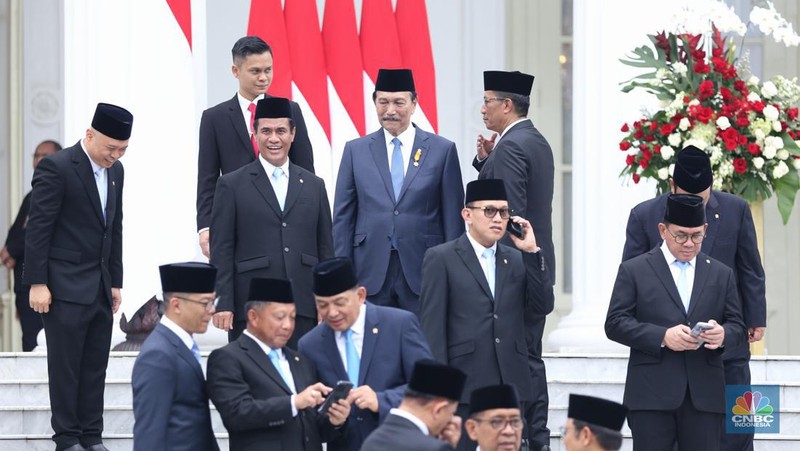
xmin=495 ymin=338 xmax=500 ymax=344
xmin=394 ymin=210 xmax=399 ymax=215
xmin=284 ymin=247 xmax=289 ymax=252
xmin=282 ymin=222 xmax=287 ymax=227
xmin=493 ymin=314 xmax=498 ymax=319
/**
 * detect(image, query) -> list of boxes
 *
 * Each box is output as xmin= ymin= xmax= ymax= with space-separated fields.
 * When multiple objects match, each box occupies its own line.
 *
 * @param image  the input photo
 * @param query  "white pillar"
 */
xmin=548 ymin=0 xmax=673 ymax=352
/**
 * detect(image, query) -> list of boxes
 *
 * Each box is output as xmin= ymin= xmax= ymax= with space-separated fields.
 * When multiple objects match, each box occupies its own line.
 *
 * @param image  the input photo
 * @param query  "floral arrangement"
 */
xmin=617 ymin=1 xmax=800 ymax=223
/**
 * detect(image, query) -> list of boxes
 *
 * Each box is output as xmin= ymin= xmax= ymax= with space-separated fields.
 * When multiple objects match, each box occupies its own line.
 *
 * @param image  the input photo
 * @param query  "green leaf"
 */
xmin=774 ymin=170 xmax=800 ymax=224
xmin=781 ymin=133 xmax=800 ymax=155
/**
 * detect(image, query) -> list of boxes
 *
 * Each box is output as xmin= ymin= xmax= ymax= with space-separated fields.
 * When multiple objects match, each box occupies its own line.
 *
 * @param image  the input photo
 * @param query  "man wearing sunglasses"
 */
xmin=420 ymin=179 xmax=554 ymax=451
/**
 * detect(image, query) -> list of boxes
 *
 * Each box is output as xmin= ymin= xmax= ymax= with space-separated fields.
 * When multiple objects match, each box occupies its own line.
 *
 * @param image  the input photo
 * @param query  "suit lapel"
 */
xmin=702 ymin=193 xmax=720 ymax=255
xmin=454 ymin=235 xmax=494 ymax=299
xmin=358 ymin=304 xmax=380 ymax=385
xmin=105 ymin=165 xmax=118 ymax=230
xmin=72 ymin=147 xmax=105 ymax=225
xmin=240 ymin=335 xmax=292 ymax=394
xmin=156 ymin=324 xmax=204 ymax=381
xmin=248 ymin=161 xmax=284 ymax=217
xmin=226 ymin=94 xmax=256 ymax=158
xmin=281 ymin=163 xmax=304 ymax=216
xmin=368 ymin=131 xmax=397 ymax=202
xmin=686 ymin=254 xmax=711 ymax=318
xmin=646 ymin=250 xmax=686 ymax=315
xmin=493 ymin=245 xmax=509 ymax=309
xmin=321 ymin=326 xmax=349 ymax=381
xmin=396 ymin=125 xmax=429 ymax=204
xmin=284 ymin=347 xmax=305 ymax=391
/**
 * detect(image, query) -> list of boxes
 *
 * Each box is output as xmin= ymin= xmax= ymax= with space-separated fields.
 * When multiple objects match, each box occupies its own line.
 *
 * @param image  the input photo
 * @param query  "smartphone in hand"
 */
xmin=507 ymin=220 xmax=524 ymax=239
xmin=318 ymin=380 xmax=353 ymax=414
xmin=690 ymin=321 xmax=714 ymax=346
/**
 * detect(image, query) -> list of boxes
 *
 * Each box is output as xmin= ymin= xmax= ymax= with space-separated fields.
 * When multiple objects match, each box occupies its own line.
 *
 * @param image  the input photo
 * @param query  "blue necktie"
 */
xmin=272 ymin=167 xmax=286 ymax=211
xmin=191 ymin=341 xmax=201 ymax=364
xmin=675 ymin=261 xmax=690 ymax=310
xmin=269 ymin=349 xmax=293 ymax=389
xmin=344 ymin=329 xmax=360 ymax=385
xmin=482 ymin=248 xmax=496 ymax=297
xmin=390 ymin=137 xmax=404 ymax=201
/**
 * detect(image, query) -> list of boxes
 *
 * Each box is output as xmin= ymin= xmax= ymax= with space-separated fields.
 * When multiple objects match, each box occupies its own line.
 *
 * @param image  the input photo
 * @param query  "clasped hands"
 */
xmin=663 ymin=319 xmax=725 ymax=351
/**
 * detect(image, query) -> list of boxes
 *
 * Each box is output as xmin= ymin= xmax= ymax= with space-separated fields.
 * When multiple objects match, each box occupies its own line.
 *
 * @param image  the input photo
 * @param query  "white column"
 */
xmin=548 ymin=0 xmax=673 ymax=352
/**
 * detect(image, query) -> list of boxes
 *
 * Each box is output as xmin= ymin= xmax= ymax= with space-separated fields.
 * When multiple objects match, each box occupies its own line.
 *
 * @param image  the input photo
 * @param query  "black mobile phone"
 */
xmin=507 ymin=220 xmax=524 ymax=239
xmin=317 ymin=380 xmax=353 ymax=414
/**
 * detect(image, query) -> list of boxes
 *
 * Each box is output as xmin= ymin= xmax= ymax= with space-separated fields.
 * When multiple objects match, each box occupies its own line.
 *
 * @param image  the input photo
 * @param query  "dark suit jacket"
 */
xmin=621 ymin=191 xmax=766 ymax=361
xmin=473 ymin=119 xmax=555 ymax=285
xmin=298 ymin=303 xmax=433 ymax=451
xmin=197 ymin=94 xmax=315 ymax=230
xmin=419 ymin=234 xmax=553 ymax=403
xmin=333 ymin=125 xmax=464 ymax=295
xmin=360 ymin=413 xmax=451 ymax=451
xmin=23 ymin=142 xmax=123 ymax=303
xmin=4 ymin=191 xmax=31 ymax=291
xmin=605 ymin=249 xmax=746 ymax=413
xmin=207 ymin=334 xmax=340 ymax=451
xmin=132 ymin=323 xmax=219 ymax=451
xmin=210 ymin=160 xmax=333 ymax=320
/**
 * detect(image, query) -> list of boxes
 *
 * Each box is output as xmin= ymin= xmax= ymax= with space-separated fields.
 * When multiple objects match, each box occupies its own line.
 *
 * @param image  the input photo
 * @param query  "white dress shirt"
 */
xmin=466 ymin=231 xmax=498 ymax=290
xmin=159 ymin=315 xmax=195 ymax=353
xmin=494 ymin=117 xmax=530 ymax=146
xmin=80 ymin=139 xmax=107 ymax=216
xmin=384 ymin=126 xmax=417 ymax=176
xmin=660 ymin=240 xmax=696 ymax=307
xmin=243 ymin=329 xmax=298 ymax=416
xmin=335 ymin=304 xmax=366 ymax=373
xmin=237 ymin=92 xmax=265 ymax=136
xmin=259 ymin=154 xmax=290 ymax=207
xmin=389 ymin=408 xmax=430 ymax=435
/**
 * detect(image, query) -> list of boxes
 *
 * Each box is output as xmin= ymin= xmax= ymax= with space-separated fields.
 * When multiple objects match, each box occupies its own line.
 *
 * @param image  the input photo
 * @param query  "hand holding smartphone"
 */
xmin=507 ymin=220 xmax=524 ymax=239
xmin=690 ymin=321 xmax=714 ymax=347
xmin=318 ymin=380 xmax=353 ymax=414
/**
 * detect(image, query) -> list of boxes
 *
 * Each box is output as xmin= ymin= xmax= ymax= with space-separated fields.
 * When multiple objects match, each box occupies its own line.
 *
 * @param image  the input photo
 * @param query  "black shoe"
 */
xmin=84 ymin=445 xmax=110 ymax=451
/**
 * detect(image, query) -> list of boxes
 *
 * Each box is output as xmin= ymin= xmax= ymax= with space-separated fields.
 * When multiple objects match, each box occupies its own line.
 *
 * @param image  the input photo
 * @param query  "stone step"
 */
xmin=0 ymin=434 xmax=229 ymax=451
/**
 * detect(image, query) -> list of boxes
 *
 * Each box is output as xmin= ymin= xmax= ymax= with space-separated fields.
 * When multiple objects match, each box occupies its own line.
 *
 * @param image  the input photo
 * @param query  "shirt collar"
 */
xmin=383 ymin=124 xmax=417 ymax=151
xmin=660 ymin=240 xmax=696 ymax=268
xmin=80 ymin=139 xmax=104 ymax=174
xmin=389 ymin=408 xmax=430 ymax=435
xmin=498 ymin=117 xmax=529 ymax=139
xmin=159 ymin=315 xmax=194 ymax=351
xmin=237 ymin=92 xmax=265 ymax=110
xmin=336 ymin=304 xmax=367 ymax=340
xmin=466 ymin=229 xmax=497 ymax=260
xmin=243 ymin=329 xmax=284 ymax=359
xmin=259 ymin=154 xmax=290 ymax=178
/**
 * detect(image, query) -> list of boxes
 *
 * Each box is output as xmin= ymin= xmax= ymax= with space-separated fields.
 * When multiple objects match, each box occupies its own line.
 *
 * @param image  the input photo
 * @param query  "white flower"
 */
xmin=656 ymin=68 xmax=669 ymax=80
xmin=668 ymin=133 xmax=682 ymax=147
xmin=669 ymin=163 xmax=676 ymax=176
xmin=750 ymin=3 xmax=800 ymax=48
xmin=794 ymin=159 xmax=800 ymax=170
xmin=763 ymin=146 xmax=777 ymax=159
xmin=753 ymin=157 xmax=765 ymax=169
xmin=774 ymin=121 xmax=783 ymax=132
xmin=747 ymin=92 xmax=761 ymax=103
xmin=684 ymin=138 xmax=708 ymax=151
xmin=763 ymin=105 xmax=780 ymax=121
xmin=661 ymin=145 xmax=675 ymax=160
xmin=658 ymin=167 xmax=670 ymax=180
xmin=713 ymin=178 xmax=724 ymax=191
xmin=777 ymin=149 xmax=790 ymax=160
xmin=765 ymin=136 xmax=784 ymax=149
xmin=688 ymin=99 xmax=700 ymax=107
xmin=718 ymin=160 xmax=734 ymax=177
xmin=716 ymin=116 xmax=731 ymax=130
xmin=679 ymin=118 xmax=691 ymax=131
xmin=773 ymin=161 xmax=790 ymax=178
xmin=762 ymin=81 xmax=778 ymax=98
xmin=710 ymin=148 xmax=724 ymax=165
xmin=673 ymin=62 xmax=688 ymax=76
xmin=748 ymin=75 xmax=760 ymax=86
xmin=755 ymin=129 xmax=766 ymax=141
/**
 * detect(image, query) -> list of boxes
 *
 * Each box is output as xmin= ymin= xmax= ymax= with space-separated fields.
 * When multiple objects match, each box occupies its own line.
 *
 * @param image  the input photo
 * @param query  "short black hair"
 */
xmin=492 ymin=90 xmax=530 ymax=117
xmin=572 ymin=420 xmax=623 ymax=450
xmin=403 ymin=387 xmax=440 ymax=405
xmin=35 ymin=140 xmax=62 ymax=152
xmin=254 ymin=117 xmax=296 ymax=133
xmin=372 ymin=91 xmax=418 ymax=103
xmin=244 ymin=300 xmax=271 ymax=314
xmin=232 ymin=36 xmax=272 ymax=66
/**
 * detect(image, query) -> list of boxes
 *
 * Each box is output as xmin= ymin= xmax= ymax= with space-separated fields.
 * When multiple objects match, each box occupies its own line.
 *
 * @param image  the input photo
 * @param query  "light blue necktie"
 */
xmin=390 ymin=137 xmax=404 ymax=201
xmin=191 ymin=341 xmax=201 ymax=364
xmin=482 ymin=248 xmax=496 ymax=297
xmin=269 ymin=349 xmax=292 ymax=389
xmin=675 ymin=261 xmax=690 ymax=310
xmin=272 ymin=167 xmax=286 ymax=210
xmin=94 ymin=168 xmax=107 ymax=222
xmin=344 ymin=329 xmax=360 ymax=385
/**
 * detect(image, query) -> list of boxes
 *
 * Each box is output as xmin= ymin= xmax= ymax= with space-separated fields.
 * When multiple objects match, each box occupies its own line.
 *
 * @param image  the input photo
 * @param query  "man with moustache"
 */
xmin=132 ymin=262 xmax=220 ymax=451
xmin=24 ymin=103 xmax=132 ymax=451
xmin=560 ymin=395 xmax=626 ymax=451
xmin=1 ymin=139 xmax=61 ymax=351
xmin=465 ymin=385 xmax=524 ymax=451
xmin=197 ymin=35 xmax=314 ymax=257
xmin=210 ymin=97 xmax=333 ymax=347
xmin=333 ymin=68 xmax=464 ymax=316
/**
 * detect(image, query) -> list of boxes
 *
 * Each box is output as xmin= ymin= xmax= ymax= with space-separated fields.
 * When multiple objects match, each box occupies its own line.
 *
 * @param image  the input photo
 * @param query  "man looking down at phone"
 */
xmin=605 ymin=193 xmax=745 ymax=451
xmin=419 ymin=179 xmax=554 ymax=451
xmin=207 ymin=278 xmax=349 ymax=451
xmin=299 ymin=257 xmax=433 ymax=451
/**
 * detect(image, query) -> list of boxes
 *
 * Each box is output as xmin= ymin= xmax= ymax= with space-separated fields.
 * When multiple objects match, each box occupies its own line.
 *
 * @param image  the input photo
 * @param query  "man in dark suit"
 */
xmin=606 ymin=194 xmax=746 ymax=451
xmin=24 ymin=103 xmax=132 ymax=451
xmin=132 ymin=262 xmax=220 ymax=451
xmin=464 ymin=385 xmax=524 ymax=451
xmin=210 ymin=97 xmax=333 ymax=347
xmin=2 ymin=139 xmax=61 ymax=351
xmin=298 ymin=257 xmax=434 ymax=451
xmin=197 ymin=35 xmax=315 ymax=257
xmin=561 ymin=395 xmax=627 ymax=451
xmin=360 ymin=359 xmax=467 ymax=451
xmin=472 ymin=70 xmax=555 ymax=450
xmin=207 ymin=278 xmax=350 ymax=451
xmin=333 ymin=68 xmax=464 ymax=316
xmin=621 ymin=145 xmax=765 ymax=451
xmin=419 ymin=179 xmax=554 ymax=451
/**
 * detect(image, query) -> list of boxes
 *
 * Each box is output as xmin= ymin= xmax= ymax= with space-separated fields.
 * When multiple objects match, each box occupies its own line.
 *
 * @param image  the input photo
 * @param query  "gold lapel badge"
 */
xmin=413 ymin=149 xmax=422 ymax=167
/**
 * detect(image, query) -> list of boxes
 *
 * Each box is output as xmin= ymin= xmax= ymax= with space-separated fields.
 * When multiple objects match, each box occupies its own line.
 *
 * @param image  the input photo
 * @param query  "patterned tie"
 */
xmin=344 ymin=329 xmax=360 ymax=385
xmin=94 ymin=168 xmax=107 ymax=222
xmin=269 ymin=349 xmax=293 ymax=389
xmin=191 ymin=341 xmax=201 ymax=364
xmin=675 ymin=261 xmax=690 ymax=310
xmin=248 ymin=102 xmax=258 ymax=156
xmin=272 ymin=167 xmax=286 ymax=211
xmin=482 ymin=248 xmax=496 ymax=297
xmin=390 ymin=137 xmax=404 ymax=201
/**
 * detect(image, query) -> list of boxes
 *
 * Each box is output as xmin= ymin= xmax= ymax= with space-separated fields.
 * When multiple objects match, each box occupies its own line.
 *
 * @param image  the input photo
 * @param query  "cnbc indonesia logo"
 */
xmin=731 ymin=391 xmax=775 ymax=428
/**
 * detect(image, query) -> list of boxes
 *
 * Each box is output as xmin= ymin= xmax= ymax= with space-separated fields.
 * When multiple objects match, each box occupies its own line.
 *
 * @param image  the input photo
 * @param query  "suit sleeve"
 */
xmin=206 ymin=349 xmax=295 ymax=432
xmin=317 ymin=179 xmax=334 ymax=260
xmin=332 ymin=143 xmax=357 ymax=260
xmin=605 ymin=263 xmax=667 ymax=357
xmin=289 ymin=102 xmax=315 ymax=173
xmin=734 ymin=204 xmax=766 ymax=328
xmin=209 ymin=176 xmax=236 ymax=313
xmin=722 ymin=267 xmax=747 ymax=349
xmin=523 ymin=252 xmax=554 ymax=315
xmin=197 ymin=109 xmax=221 ymax=231
xmin=622 ymin=207 xmax=649 ymax=262
xmin=23 ymin=157 xmax=64 ymax=285
xmin=472 ymin=155 xmax=486 ymax=172
xmin=375 ymin=313 xmax=433 ymax=423
xmin=132 ymin=349 xmax=176 ymax=451
xmin=491 ymin=140 xmax=529 ymax=218
xmin=5 ymin=193 xmax=31 ymax=259
xmin=419 ymin=247 xmax=448 ymax=363
xmin=111 ymin=165 xmax=124 ymax=288
xmin=441 ymin=142 xmax=465 ymax=241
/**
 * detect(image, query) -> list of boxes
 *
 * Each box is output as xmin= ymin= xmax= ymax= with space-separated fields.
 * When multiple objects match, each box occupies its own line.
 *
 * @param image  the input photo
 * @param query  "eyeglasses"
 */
xmin=665 ymin=229 xmax=705 ymax=244
xmin=175 ymin=295 xmax=218 ymax=312
xmin=466 ymin=206 xmax=510 ymax=219
xmin=473 ymin=416 xmax=523 ymax=431
xmin=483 ymin=97 xmax=507 ymax=105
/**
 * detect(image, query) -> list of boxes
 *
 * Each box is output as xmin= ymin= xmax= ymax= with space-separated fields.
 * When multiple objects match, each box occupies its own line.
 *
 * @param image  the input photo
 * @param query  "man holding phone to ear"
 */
xmin=606 ymin=194 xmax=745 ymax=450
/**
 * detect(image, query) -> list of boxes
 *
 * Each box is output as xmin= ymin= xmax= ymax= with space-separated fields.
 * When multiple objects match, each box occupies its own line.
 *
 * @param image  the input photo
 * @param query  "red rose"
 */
xmin=694 ymin=60 xmax=711 ymax=74
xmin=751 ymin=101 xmax=765 ymax=113
xmin=645 ymin=134 xmax=655 ymax=142
xmin=733 ymin=157 xmax=747 ymax=174
xmin=719 ymin=87 xmax=732 ymax=102
xmin=689 ymin=104 xmax=713 ymax=123
xmin=660 ymin=123 xmax=676 ymax=136
xmin=747 ymin=143 xmax=761 ymax=155
xmin=619 ymin=141 xmax=632 ymax=151
xmin=639 ymin=158 xmax=649 ymax=169
xmin=621 ymin=123 xmax=630 ymax=132
xmin=734 ymin=80 xmax=746 ymax=92
xmin=626 ymin=154 xmax=636 ymax=165
xmin=654 ymin=144 xmax=662 ymax=154
xmin=632 ymin=173 xmax=641 ymax=184
xmin=788 ymin=107 xmax=798 ymax=121
xmin=736 ymin=114 xmax=750 ymax=127
xmin=634 ymin=129 xmax=644 ymax=139
xmin=639 ymin=143 xmax=649 ymax=151
xmin=649 ymin=121 xmax=658 ymax=131
xmin=698 ymin=80 xmax=715 ymax=100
